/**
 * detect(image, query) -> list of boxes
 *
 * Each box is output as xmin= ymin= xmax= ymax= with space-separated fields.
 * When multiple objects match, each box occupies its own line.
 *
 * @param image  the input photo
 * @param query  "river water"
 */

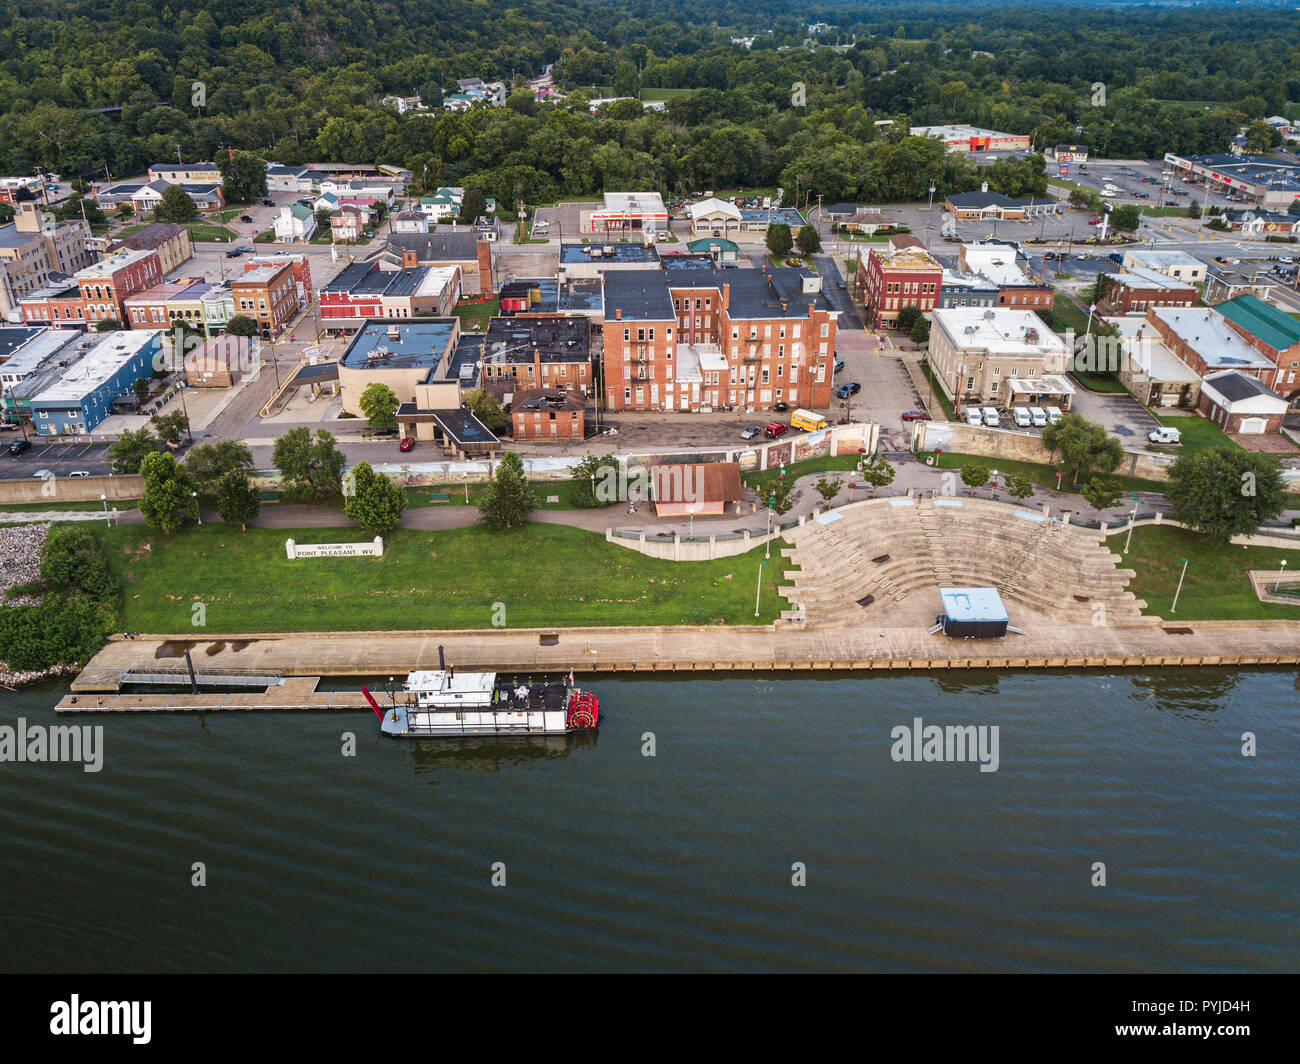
xmin=2 ymin=668 xmax=1297 ymax=972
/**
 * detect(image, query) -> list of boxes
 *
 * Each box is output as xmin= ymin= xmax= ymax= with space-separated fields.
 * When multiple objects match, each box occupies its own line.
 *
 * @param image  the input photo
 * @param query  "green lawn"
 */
xmin=0 ymin=498 xmax=140 ymax=513
xmin=186 ymin=222 xmax=239 ymax=242
xmin=93 ymin=522 xmax=788 ymax=631
xmin=1146 ymin=413 xmax=1242 ymax=457
xmin=1071 ymin=370 xmax=1131 ymax=394
xmin=638 ymin=88 xmax=692 ymax=102
xmin=742 ymin=454 xmax=865 ymax=497
xmin=406 ymin=479 xmax=592 ymax=510
xmin=922 ymin=451 xmax=1170 ymax=497
xmin=1050 ymin=292 xmax=1091 ymax=335
xmin=1122 ymin=524 xmax=1300 ymax=620
xmin=453 ymin=297 xmax=500 ymax=331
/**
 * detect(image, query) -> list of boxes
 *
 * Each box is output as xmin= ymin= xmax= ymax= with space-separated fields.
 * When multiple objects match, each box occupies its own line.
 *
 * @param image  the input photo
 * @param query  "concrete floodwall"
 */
xmin=914 ymin=421 xmax=1176 ymax=482
xmin=0 ymin=474 xmax=144 ymax=505
xmin=606 ymin=524 xmax=794 ymax=561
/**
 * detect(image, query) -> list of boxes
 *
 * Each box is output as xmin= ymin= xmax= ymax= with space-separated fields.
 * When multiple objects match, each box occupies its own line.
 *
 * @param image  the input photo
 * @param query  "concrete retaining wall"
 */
xmin=915 ymin=421 xmax=1176 ymax=482
xmin=606 ymin=524 xmax=791 ymax=560
xmin=0 ymin=474 xmax=143 ymax=505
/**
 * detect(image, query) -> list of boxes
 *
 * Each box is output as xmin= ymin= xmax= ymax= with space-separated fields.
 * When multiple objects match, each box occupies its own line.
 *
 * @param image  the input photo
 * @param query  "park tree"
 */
xmin=796 ymin=224 xmax=822 ymax=255
xmin=155 ymin=184 xmax=198 ymax=223
xmin=910 ymin=317 xmax=930 ymax=344
xmin=478 ymin=451 xmax=536 ymax=530
xmin=359 ymin=382 xmax=400 ymax=434
xmin=813 ymin=476 xmax=842 ymax=503
xmin=1244 ymin=120 xmax=1279 ymax=154
xmin=139 ymin=451 xmax=198 ymax=534
xmin=896 ymin=305 xmax=922 ymax=331
xmin=1041 ymin=413 xmax=1124 ymax=486
xmin=95 ymin=317 xmax=123 ymax=332
xmin=315 ymin=208 xmax=334 ymax=234
xmin=217 ymin=150 xmax=269 ymax=203
xmin=108 ymin=426 xmax=160 ymax=474
xmin=961 ymin=463 xmax=990 ymax=495
xmin=571 ymin=453 xmax=621 ymax=508
xmin=186 ymin=440 xmax=254 ymax=494
xmin=768 ymin=476 xmax=796 ymax=515
xmin=133 ymin=378 xmax=150 ymax=408
xmin=765 ymin=222 xmax=793 ymax=258
xmin=273 ymin=427 xmax=346 ymax=500
xmin=343 ymin=460 xmax=406 ymax=536
xmin=215 ymin=470 xmax=261 ymax=531
xmin=463 ymin=387 xmax=508 ymax=435
xmin=1006 ymin=473 xmax=1036 ymax=500
xmin=858 ymin=456 xmax=896 ymax=497
xmin=226 ymin=315 xmax=259 ymax=338
xmin=1167 ymin=447 xmax=1286 ymax=544
xmin=1081 ymin=477 xmax=1123 ymax=521
xmin=151 ymin=409 xmax=191 ymax=446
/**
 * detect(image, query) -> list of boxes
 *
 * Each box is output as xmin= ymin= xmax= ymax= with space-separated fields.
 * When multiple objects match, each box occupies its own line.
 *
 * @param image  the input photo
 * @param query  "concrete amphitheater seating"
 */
xmin=777 ymin=495 xmax=1145 ymax=627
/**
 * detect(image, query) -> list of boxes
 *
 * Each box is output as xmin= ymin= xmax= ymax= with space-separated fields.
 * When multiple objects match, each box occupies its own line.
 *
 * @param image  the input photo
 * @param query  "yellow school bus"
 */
xmin=790 ymin=409 xmax=827 ymax=432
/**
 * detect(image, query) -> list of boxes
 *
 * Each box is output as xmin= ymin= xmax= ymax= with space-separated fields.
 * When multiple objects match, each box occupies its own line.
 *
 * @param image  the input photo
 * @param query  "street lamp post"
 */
xmin=192 ymin=490 xmax=201 ymax=525
xmin=754 ymin=559 xmax=766 ymax=618
xmin=100 ymin=493 xmax=107 ymax=513
xmin=1170 ymin=556 xmax=1189 ymax=613
xmin=462 ymin=471 xmax=470 ymax=504
xmin=1123 ymin=492 xmax=1140 ymax=553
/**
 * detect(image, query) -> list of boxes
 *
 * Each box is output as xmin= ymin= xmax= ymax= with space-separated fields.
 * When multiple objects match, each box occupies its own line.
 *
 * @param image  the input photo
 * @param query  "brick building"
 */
xmin=857 ymin=238 xmax=943 ymax=329
xmin=1197 ymin=370 xmax=1289 ymax=434
xmin=959 ymin=244 xmax=1053 ymax=312
xmin=601 ymin=261 xmax=839 ymax=413
xmin=1097 ymin=268 xmax=1197 ymax=315
xmin=1214 ymin=294 xmax=1300 ymax=404
xmin=230 ymin=261 xmax=298 ymax=339
xmin=1146 ymin=306 xmax=1279 ymax=387
xmin=106 ymin=222 xmax=193 ymax=276
xmin=481 ymin=315 xmax=592 ymax=395
xmin=510 ymin=388 xmax=587 ymax=439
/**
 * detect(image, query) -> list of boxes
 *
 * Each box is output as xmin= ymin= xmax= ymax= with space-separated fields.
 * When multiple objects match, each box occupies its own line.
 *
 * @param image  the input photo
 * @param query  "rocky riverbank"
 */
xmin=0 ymin=522 xmax=82 ymax=688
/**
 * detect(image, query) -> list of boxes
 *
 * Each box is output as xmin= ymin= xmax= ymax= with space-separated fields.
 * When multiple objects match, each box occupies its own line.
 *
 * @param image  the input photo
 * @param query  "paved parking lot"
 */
xmin=1067 ymin=387 xmax=1160 ymax=441
xmin=1 ymin=441 xmax=112 ymax=477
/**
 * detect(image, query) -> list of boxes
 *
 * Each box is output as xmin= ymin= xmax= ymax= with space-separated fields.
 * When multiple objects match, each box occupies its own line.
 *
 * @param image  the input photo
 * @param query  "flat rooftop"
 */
xmin=340 ymin=320 xmax=456 ymax=369
xmin=26 ymin=329 xmax=160 ymax=403
xmin=932 ymin=308 xmax=1066 ymax=356
xmin=1103 ymin=267 xmax=1195 ymax=291
xmin=1149 ymin=306 xmax=1277 ymax=370
xmin=0 ymin=328 xmax=80 ymax=378
xmin=484 ymin=315 xmax=590 ymax=363
xmin=560 ymin=243 xmax=659 ymax=264
xmin=739 ymin=208 xmax=806 ymax=227
xmin=75 ymin=247 xmax=157 ymax=279
xmin=1104 ymin=317 xmax=1202 ymax=383
xmin=599 ymin=192 xmax=666 ymax=214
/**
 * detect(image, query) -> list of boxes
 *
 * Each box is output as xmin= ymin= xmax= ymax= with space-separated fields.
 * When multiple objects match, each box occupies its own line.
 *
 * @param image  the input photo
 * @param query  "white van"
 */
xmin=1028 ymin=406 xmax=1048 ymax=428
xmin=1012 ymin=407 xmax=1032 ymax=428
xmin=982 ymin=406 xmax=1000 ymax=427
xmin=1148 ymin=426 xmax=1182 ymax=444
xmin=1043 ymin=405 xmax=1064 ymax=424
xmin=964 ymin=408 xmax=983 ymax=426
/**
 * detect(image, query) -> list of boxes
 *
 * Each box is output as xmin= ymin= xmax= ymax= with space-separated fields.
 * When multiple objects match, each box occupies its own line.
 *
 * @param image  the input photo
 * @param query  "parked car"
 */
xmin=901 ymin=410 xmax=931 ymax=422
xmin=236 ymin=245 xmax=254 ymax=254
xmin=399 ymin=437 xmax=414 ymax=452
xmin=836 ymin=381 xmax=861 ymax=398
xmin=363 ymin=230 xmax=374 ymax=239
xmin=1012 ymin=407 xmax=1033 ymax=428
xmin=773 ymin=400 xmax=789 ymax=412
xmin=763 ymin=423 xmax=787 ymax=438
xmin=964 ymin=408 xmax=983 ymax=426
xmin=261 ymin=198 xmax=275 ymax=207
xmin=69 ymin=470 xmax=91 ymax=477
xmin=1148 ymin=426 xmax=1182 ymax=444
xmin=225 ymin=249 xmax=243 ymax=258
xmin=740 ymin=425 xmax=761 ymax=440
xmin=31 ymin=468 xmax=52 ymax=478
xmin=982 ymin=407 xmax=1000 ymax=427
xmin=8 ymin=438 xmax=31 ymax=455
xmin=833 ymin=359 xmax=845 ymax=373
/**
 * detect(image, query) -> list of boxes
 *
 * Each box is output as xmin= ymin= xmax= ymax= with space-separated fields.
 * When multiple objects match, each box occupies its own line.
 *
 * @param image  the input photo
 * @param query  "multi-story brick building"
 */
xmin=857 ymin=237 xmax=943 ymax=329
xmin=230 ymin=261 xmax=298 ymax=339
xmin=1097 ymin=267 xmax=1198 ymax=316
xmin=106 ymin=223 xmax=193 ymax=276
xmin=1214 ymin=294 xmax=1300 ymax=404
xmin=244 ymin=254 xmax=313 ymax=309
xmin=928 ymin=307 xmax=1073 ymax=411
xmin=601 ymin=261 xmax=839 ymax=413
xmin=1145 ymin=305 xmax=1279 ymax=388
xmin=320 ymin=262 xmax=461 ymax=333
xmin=481 ymin=315 xmax=593 ymax=395
xmin=0 ymin=203 xmax=96 ymax=319
xmin=510 ymin=388 xmax=587 ymax=439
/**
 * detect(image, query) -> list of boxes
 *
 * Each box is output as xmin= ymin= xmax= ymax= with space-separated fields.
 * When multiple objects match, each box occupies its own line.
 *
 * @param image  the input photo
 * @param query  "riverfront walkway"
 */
xmin=69 ymin=617 xmax=1300 ymax=694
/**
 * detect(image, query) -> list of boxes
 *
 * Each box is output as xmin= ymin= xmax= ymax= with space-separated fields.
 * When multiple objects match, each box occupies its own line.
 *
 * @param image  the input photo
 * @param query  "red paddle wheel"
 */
xmin=565 ymin=688 xmax=600 ymax=731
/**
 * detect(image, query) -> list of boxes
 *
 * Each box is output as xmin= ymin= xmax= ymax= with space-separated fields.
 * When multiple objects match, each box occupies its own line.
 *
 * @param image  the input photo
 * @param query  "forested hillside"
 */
xmin=1 ymin=1 xmax=1296 ymax=207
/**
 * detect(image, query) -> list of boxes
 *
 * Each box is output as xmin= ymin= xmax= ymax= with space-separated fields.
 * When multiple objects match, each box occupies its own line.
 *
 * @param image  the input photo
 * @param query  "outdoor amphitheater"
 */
xmin=777 ymin=495 xmax=1147 ymax=629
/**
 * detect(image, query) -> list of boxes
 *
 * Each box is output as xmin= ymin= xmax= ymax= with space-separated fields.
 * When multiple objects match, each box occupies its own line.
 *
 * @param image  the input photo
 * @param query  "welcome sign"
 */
xmin=285 ymin=537 xmax=384 ymax=559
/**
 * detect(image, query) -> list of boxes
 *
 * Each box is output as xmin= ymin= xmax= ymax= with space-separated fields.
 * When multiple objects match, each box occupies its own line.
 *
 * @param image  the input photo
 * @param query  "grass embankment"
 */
xmin=921 ymin=451 xmax=1169 ymax=497
xmin=0 ymin=499 xmax=141 ymax=513
xmin=918 ymin=359 xmax=956 ymax=420
xmin=1121 ymin=525 xmax=1300 ymax=620
xmin=1147 ymin=414 xmax=1242 ymax=457
xmin=741 ymin=454 xmax=864 ymax=497
xmin=93 ymin=523 xmax=788 ymax=631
